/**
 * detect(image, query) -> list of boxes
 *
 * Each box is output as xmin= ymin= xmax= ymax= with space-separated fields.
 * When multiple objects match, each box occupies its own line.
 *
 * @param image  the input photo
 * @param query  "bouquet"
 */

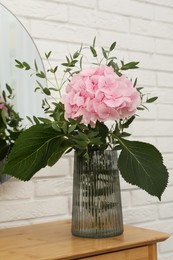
xmin=2 ymin=39 xmax=168 ymax=199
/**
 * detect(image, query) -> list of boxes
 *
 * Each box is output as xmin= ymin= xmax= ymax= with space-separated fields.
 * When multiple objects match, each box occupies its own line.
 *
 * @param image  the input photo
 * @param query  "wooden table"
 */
xmin=0 ymin=219 xmax=169 ymax=259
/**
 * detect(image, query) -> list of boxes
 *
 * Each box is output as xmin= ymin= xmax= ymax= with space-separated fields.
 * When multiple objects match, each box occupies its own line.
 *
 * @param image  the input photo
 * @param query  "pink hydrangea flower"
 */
xmin=62 ymin=66 xmax=141 ymax=126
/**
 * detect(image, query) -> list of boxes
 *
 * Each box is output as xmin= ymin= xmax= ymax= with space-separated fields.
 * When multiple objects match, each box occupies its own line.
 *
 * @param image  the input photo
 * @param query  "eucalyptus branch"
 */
xmin=45 ymin=53 xmax=61 ymax=98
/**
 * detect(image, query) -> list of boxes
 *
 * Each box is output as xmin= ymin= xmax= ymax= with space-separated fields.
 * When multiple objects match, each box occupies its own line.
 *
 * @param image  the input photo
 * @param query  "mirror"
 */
xmin=0 ymin=3 xmax=45 ymax=122
xmin=0 ymin=3 xmax=45 ymax=183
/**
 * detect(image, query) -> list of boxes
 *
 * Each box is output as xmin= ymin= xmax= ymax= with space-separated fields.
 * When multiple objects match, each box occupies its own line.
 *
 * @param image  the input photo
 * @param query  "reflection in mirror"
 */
xmin=0 ymin=3 xmax=45 ymax=183
xmin=0 ymin=3 xmax=45 ymax=123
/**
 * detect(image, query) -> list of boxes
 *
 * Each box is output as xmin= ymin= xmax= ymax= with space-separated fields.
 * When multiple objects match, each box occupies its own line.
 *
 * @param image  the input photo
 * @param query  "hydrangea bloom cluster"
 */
xmin=63 ymin=66 xmax=141 ymax=125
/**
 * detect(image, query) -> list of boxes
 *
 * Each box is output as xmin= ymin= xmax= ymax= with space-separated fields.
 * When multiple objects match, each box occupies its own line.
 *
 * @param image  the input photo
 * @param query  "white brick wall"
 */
xmin=0 ymin=0 xmax=173 ymax=259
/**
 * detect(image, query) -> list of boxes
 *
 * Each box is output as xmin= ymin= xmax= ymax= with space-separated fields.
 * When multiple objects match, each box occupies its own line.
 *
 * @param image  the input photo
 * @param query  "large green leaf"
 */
xmin=117 ymin=137 xmax=169 ymax=200
xmin=3 ymin=124 xmax=68 ymax=181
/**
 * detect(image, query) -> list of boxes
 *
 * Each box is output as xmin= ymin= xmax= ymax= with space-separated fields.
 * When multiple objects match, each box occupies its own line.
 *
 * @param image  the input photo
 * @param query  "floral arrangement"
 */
xmin=0 ymin=85 xmax=23 ymax=172
xmin=2 ymin=39 xmax=168 ymax=199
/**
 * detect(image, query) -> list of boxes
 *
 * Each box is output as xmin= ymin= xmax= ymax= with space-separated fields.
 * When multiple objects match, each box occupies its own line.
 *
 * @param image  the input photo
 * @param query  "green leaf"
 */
xmin=108 ymin=61 xmax=121 ymax=75
xmin=61 ymin=62 xmax=69 ymax=67
xmin=1 ymin=109 xmax=7 ymax=125
xmin=92 ymin=36 xmax=96 ymax=48
xmin=36 ymin=71 xmax=46 ymax=78
xmin=45 ymin=51 xmax=52 ymax=59
xmin=73 ymin=51 xmax=79 ymax=59
xmin=2 ymin=90 xmax=6 ymax=101
xmin=90 ymin=137 xmax=101 ymax=145
xmin=70 ymin=60 xmax=78 ymax=66
xmin=102 ymin=47 xmax=108 ymax=59
xmin=49 ymin=87 xmax=58 ymax=92
xmin=117 ymin=137 xmax=169 ymax=199
xmin=26 ymin=116 xmax=33 ymax=124
xmin=37 ymin=117 xmax=52 ymax=124
xmin=34 ymin=60 xmax=38 ymax=71
xmin=80 ymin=56 xmax=83 ymax=70
xmin=53 ymin=66 xmax=58 ymax=73
xmin=137 ymin=87 xmax=143 ymax=91
xmin=23 ymin=62 xmax=31 ymax=70
xmin=66 ymin=56 xmax=70 ymax=63
xmin=62 ymin=122 xmax=68 ymax=134
xmin=110 ymin=41 xmax=116 ymax=51
xmin=35 ymin=80 xmax=44 ymax=91
xmin=76 ymin=115 xmax=83 ymax=124
xmin=88 ymin=131 xmax=99 ymax=138
xmin=4 ymin=124 xmax=65 ymax=181
xmin=122 ymin=116 xmax=135 ymax=128
xmin=68 ymin=118 xmax=77 ymax=125
xmin=121 ymin=61 xmax=139 ymax=70
xmin=68 ymin=124 xmax=77 ymax=134
xmin=90 ymin=46 xmax=97 ymax=57
xmin=5 ymin=83 xmax=13 ymax=95
xmin=96 ymin=122 xmax=109 ymax=143
xmin=48 ymin=68 xmax=54 ymax=73
xmin=74 ymin=140 xmax=88 ymax=149
xmin=16 ymin=65 xmax=23 ymax=69
xmin=35 ymin=87 xmax=40 ymax=92
xmin=48 ymin=142 xmax=70 ymax=166
xmin=146 ymin=97 xmax=158 ymax=103
xmin=43 ymin=88 xmax=51 ymax=95
xmin=137 ymin=107 xmax=145 ymax=110
xmin=133 ymin=78 xmax=138 ymax=87
xmin=107 ymin=56 xmax=117 ymax=60
xmin=15 ymin=59 xmax=24 ymax=69
xmin=51 ymin=122 xmax=61 ymax=132
xmin=33 ymin=116 xmax=40 ymax=124
xmin=75 ymin=132 xmax=88 ymax=141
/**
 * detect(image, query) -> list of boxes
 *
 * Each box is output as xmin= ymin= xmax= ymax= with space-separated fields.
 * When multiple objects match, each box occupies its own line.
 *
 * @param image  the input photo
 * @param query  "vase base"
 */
xmin=72 ymin=228 xmax=124 ymax=238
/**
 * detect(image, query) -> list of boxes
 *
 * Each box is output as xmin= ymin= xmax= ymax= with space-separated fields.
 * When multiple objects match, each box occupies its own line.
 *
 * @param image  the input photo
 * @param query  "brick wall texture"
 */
xmin=0 ymin=0 xmax=173 ymax=259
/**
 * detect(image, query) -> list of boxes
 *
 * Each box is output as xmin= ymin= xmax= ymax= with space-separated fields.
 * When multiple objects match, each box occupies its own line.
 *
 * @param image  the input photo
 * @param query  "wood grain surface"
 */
xmin=0 ymin=219 xmax=169 ymax=259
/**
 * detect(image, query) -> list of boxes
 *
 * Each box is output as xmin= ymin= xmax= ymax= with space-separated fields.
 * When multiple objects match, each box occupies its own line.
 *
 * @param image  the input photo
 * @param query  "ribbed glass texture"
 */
xmin=72 ymin=150 xmax=123 ymax=238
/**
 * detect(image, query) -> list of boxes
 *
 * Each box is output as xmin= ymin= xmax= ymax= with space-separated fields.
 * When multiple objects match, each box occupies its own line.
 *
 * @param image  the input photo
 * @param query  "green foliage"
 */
xmin=110 ymin=41 xmax=116 ymax=51
xmin=146 ymin=97 xmax=158 ymax=103
xmin=90 ymin=46 xmax=97 ymax=57
xmin=0 ymin=85 xmax=23 ymax=164
xmin=120 ymin=61 xmax=139 ymax=70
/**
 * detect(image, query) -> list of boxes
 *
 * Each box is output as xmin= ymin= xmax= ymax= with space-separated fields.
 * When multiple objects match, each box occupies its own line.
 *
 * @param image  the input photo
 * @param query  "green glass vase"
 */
xmin=72 ymin=150 xmax=123 ymax=238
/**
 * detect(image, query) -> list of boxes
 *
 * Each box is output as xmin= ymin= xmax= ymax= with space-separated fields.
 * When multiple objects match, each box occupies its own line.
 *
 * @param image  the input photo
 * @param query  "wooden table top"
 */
xmin=0 ymin=219 xmax=169 ymax=260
